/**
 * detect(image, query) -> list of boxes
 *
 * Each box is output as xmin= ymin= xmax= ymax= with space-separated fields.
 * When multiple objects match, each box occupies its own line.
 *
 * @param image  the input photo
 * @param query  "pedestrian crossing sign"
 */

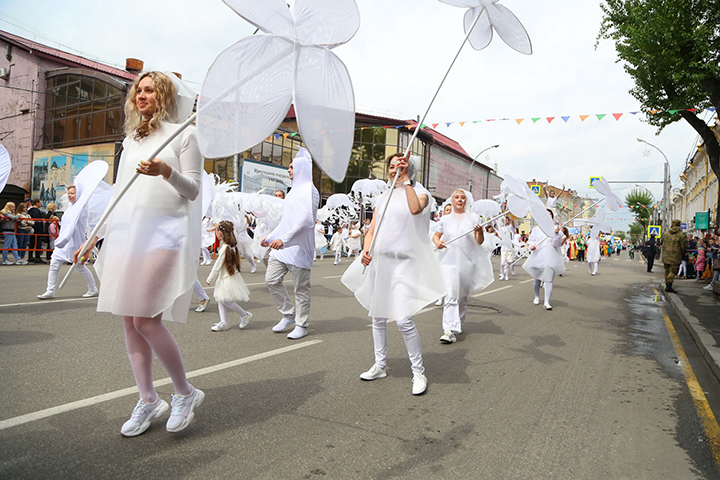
xmin=589 ymin=177 xmax=601 ymax=188
xmin=647 ymin=225 xmax=661 ymax=237
xmin=530 ymin=185 xmax=541 ymax=195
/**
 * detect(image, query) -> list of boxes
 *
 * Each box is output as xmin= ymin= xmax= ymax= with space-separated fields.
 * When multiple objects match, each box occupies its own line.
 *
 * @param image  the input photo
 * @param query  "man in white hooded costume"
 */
xmin=261 ymin=149 xmax=319 ymax=340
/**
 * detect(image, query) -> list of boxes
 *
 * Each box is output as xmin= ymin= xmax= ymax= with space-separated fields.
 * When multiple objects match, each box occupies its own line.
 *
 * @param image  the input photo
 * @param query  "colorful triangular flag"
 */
xmin=532 ymin=117 xmax=541 ymax=123
xmin=561 ymin=116 xmax=570 ymax=123
xmin=547 ymin=117 xmax=555 ymax=123
xmin=459 ymin=122 xmax=465 ymax=127
xmin=612 ymin=113 xmax=623 ymax=120
xmin=432 ymin=123 xmax=439 ymax=129
xmin=579 ymin=115 xmax=590 ymax=122
xmin=515 ymin=119 xmax=524 ymax=125
xmin=596 ymin=114 xmax=606 ymax=121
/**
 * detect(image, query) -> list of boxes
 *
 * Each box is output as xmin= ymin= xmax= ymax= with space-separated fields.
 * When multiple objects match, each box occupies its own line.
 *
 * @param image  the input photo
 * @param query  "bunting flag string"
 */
xmin=265 ymin=107 xmax=717 ymax=141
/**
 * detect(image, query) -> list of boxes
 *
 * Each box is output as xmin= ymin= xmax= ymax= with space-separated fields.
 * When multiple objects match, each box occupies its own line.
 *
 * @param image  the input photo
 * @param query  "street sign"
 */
xmin=647 ymin=225 xmax=661 ymax=237
xmin=589 ymin=176 xmax=601 ymax=188
xmin=695 ymin=211 xmax=710 ymax=230
xmin=530 ymin=185 xmax=541 ymax=195
xmin=680 ymin=222 xmax=687 ymax=230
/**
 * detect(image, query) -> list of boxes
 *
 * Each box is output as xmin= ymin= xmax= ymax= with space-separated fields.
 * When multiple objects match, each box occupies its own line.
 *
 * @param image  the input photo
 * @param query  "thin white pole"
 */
xmin=435 ymin=210 xmax=508 ymax=250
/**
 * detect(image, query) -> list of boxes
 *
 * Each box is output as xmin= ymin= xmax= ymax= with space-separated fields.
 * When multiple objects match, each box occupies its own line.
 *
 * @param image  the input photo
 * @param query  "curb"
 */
xmin=663 ymin=283 xmax=720 ymax=382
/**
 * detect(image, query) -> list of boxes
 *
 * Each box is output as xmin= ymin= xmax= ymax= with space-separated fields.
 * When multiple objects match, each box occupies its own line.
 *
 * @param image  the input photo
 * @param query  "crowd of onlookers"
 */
xmin=1 ymin=198 xmax=60 ymax=265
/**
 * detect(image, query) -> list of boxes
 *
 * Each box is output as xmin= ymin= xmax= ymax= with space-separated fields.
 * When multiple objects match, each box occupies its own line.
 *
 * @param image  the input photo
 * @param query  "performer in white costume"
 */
xmin=261 ymin=148 xmax=319 ymax=340
xmin=206 ymin=221 xmax=252 ymax=331
xmin=200 ymin=216 xmax=214 ymax=265
xmin=522 ymin=210 xmax=566 ymax=310
xmin=77 ymin=72 xmax=204 ymax=436
xmin=433 ymin=189 xmax=493 ymax=344
xmin=37 ymin=184 xmax=99 ymax=299
xmin=314 ymin=220 xmax=327 ymax=261
xmin=498 ymin=216 xmax=515 ymax=281
xmin=330 ymin=226 xmax=344 ymax=265
xmin=347 ymin=222 xmax=362 ymax=259
xmin=342 ymin=153 xmax=444 ymax=396
xmin=586 ymin=234 xmax=601 ymax=275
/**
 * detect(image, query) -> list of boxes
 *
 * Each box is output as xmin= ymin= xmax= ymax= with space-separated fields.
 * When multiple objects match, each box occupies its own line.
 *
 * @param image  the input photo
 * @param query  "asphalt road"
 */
xmin=1 ymin=252 xmax=720 ymax=479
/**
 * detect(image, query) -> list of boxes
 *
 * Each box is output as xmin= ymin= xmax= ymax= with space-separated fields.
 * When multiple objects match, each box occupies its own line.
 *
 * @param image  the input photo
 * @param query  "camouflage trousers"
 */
xmin=664 ymin=263 xmax=679 ymax=284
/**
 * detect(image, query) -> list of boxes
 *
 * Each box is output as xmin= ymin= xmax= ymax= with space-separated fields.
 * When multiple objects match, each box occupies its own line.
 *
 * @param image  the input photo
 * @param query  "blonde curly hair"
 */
xmin=124 ymin=71 xmax=178 ymax=140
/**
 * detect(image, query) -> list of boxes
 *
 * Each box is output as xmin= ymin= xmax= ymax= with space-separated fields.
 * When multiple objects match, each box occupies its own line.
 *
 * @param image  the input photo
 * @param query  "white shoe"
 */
xmin=544 ymin=303 xmax=553 ymax=310
xmin=533 ymin=297 xmax=540 ymax=305
xmin=37 ymin=291 xmax=55 ymax=300
xmin=195 ymin=298 xmax=210 ymax=312
xmin=359 ymin=363 xmax=387 ymax=381
xmin=1 ymin=260 xmax=13 ymax=265
xmin=120 ymin=398 xmax=169 ymax=437
xmin=17 ymin=259 xmax=29 ymax=265
xmin=82 ymin=289 xmax=99 ymax=298
xmin=239 ymin=311 xmax=253 ymax=329
xmin=166 ymin=388 xmax=204 ymax=433
xmin=435 ymin=297 xmax=444 ymax=306
xmin=272 ymin=317 xmax=295 ymax=333
xmin=412 ymin=372 xmax=428 ymax=395
xmin=250 ymin=264 xmax=257 ymax=274
xmin=440 ymin=330 xmax=457 ymax=344
xmin=704 ymin=284 xmax=714 ymax=291
xmin=287 ymin=325 xmax=307 ymax=340
xmin=211 ymin=322 xmax=230 ymax=332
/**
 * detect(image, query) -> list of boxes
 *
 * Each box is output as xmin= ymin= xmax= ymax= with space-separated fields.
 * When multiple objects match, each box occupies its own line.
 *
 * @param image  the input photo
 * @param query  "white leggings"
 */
xmin=193 ymin=279 xmax=209 ymax=302
xmin=442 ymin=296 xmax=467 ymax=333
xmin=371 ymin=317 xmax=424 ymax=374
xmin=334 ymin=249 xmax=342 ymax=264
xmin=201 ymin=247 xmax=211 ymax=263
xmin=46 ymin=257 xmax=97 ymax=294
xmin=218 ymin=301 xmax=248 ymax=324
xmin=533 ymin=279 xmax=554 ymax=305
xmin=678 ymin=261 xmax=687 ymax=277
xmin=588 ymin=262 xmax=598 ymax=274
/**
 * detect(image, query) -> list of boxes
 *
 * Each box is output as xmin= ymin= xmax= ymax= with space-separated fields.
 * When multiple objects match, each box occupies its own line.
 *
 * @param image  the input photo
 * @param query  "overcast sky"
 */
xmin=1 ymin=0 xmax=713 ymax=230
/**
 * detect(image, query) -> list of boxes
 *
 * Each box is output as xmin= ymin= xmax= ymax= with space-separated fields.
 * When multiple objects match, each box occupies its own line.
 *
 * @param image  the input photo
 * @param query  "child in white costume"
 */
xmin=77 ymin=72 xmax=204 ymax=437
xmin=347 ymin=222 xmax=362 ymax=259
xmin=498 ymin=217 xmax=515 ymax=281
xmin=37 ymin=184 xmax=99 ymax=300
xmin=586 ymin=234 xmax=601 ymax=275
xmin=522 ymin=210 xmax=566 ymax=310
xmin=433 ymin=189 xmax=493 ymax=344
xmin=314 ymin=220 xmax=327 ymax=261
xmin=342 ymin=153 xmax=444 ymax=396
xmin=330 ymin=226 xmax=344 ymax=265
xmin=206 ymin=221 xmax=252 ymax=331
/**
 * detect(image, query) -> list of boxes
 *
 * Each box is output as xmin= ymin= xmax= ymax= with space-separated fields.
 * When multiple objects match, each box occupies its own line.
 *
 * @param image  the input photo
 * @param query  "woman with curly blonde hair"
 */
xmin=77 ymin=71 xmax=204 ymax=436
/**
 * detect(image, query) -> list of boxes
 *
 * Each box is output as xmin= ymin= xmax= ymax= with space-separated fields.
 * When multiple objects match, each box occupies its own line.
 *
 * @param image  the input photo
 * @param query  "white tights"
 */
xmin=588 ymin=262 xmax=598 ymax=274
xmin=334 ymin=249 xmax=342 ymax=264
xmin=123 ymin=315 xmax=192 ymax=403
xmin=193 ymin=279 xmax=209 ymax=302
xmin=46 ymin=257 xmax=97 ymax=293
xmin=533 ymin=279 xmax=554 ymax=305
xmin=371 ymin=317 xmax=424 ymax=374
xmin=201 ymin=247 xmax=211 ymax=263
xmin=218 ymin=301 xmax=248 ymax=324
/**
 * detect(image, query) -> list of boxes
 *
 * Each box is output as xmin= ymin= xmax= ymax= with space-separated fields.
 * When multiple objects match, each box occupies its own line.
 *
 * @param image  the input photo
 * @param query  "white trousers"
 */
xmin=265 ymin=257 xmax=311 ymax=328
xmin=588 ymin=262 xmax=598 ymax=274
xmin=201 ymin=247 xmax=211 ymax=263
xmin=678 ymin=261 xmax=687 ymax=277
xmin=238 ymin=242 xmax=256 ymax=269
xmin=218 ymin=301 xmax=247 ymax=324
xmin=371 ymin=317 xmax=424 ymax=374
xmin=442 ymin=296 xmax=467 ymax=333
xmin=193 ymin=279 xmax=209 ymax=301
xmin=334 ymin=249 xmax=342 ymax=264
xmin=46 ymin=257 xmax=96 ymax=294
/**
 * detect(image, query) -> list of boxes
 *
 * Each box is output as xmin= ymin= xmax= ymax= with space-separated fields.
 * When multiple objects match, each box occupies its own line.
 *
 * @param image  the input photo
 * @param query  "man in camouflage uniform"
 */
xmin=661 ymin=219 xmax=688 ymax=293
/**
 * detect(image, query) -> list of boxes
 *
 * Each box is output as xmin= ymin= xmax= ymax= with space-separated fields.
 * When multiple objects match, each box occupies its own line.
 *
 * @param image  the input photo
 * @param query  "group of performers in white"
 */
xmin=40 ymin=71 xmax=602 ymax=438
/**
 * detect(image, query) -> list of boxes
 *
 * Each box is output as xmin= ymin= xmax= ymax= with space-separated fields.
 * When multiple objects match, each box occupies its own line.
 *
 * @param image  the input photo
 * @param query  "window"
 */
xmin=44 ymin=71 xmax=128 ymax=149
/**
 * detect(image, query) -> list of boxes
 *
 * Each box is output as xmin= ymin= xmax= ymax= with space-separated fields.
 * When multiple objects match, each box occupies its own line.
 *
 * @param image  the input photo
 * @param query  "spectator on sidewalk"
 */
xmin=15 ymin=202 xmax=34 ymax=265
xmin=661 ymin=220 xmax=688 ymax=293
xmin=1 ymin=202 xmax=21 ymax=265
xmin=28 ymin=199 xmax=48 ymax=264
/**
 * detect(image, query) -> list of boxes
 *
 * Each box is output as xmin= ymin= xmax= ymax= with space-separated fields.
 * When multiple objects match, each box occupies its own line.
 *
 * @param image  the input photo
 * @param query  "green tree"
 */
xmin=598 ymin=0 xmax=720 ymax=227
xmin=628 ymin=223 xmax=644 ymax=241
xmin=626 ymin=189 xmax=654 ymax=238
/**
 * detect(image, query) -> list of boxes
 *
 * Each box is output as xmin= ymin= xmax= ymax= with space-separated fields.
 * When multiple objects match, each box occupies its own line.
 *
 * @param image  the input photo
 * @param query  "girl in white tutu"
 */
xmin=522 ymin=209 xmax=566 ymax=310
xmin=206 ymin=220 xmax=252 ymax=332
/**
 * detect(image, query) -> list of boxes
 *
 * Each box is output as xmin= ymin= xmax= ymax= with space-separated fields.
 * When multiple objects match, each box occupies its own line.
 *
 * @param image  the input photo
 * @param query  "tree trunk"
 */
xmin=678 ymin=111 xmax=720 ymax=229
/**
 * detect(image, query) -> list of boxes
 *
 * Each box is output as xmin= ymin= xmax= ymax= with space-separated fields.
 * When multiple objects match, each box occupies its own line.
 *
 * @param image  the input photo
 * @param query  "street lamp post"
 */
xmin=637 ymin=138 xmax=670 ymax=233
xmin=468 ymin=144 xmax=499 ymax=195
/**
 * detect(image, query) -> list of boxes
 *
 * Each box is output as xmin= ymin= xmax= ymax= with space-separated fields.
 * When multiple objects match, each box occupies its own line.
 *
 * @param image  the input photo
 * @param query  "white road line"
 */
xmin=323 ymin=275 xmax=343 ymax=279
xmin=0 ymin=340 xmax=322 ymax=432
xmin=471 ymin=285 xmax=514 ymax=298
xmin=520 ymin=279 xmax=534 ymax=284
xmin=0 ymin=297 xmax=98 ymax=309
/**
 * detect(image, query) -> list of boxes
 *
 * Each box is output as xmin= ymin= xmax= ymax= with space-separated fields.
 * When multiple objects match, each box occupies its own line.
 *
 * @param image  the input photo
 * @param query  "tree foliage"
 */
xmin=599 ymin=0 xmax=720 ymax=226
xmin=626 ymin=188 xmax=655 ymax=236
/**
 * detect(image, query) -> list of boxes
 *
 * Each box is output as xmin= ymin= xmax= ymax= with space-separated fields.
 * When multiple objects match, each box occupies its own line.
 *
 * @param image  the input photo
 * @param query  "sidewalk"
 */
xmin=664 ymin=277 xmax=720 ymax=380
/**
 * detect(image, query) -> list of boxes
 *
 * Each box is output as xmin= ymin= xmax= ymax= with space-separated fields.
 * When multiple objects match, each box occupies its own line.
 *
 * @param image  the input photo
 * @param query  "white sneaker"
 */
xmin=250 ymin=264 xmax=257 ymax=274
xmin=82 ymin=289 xmax=99 ymax=298
xmin=1 ymin=260 xmax=13 ymax=265
xmin=17 ymin=259 xmax=29 ymax=265
xmin=359 ymin=363 xmax=387 ymax=381
xmin=37 ymin=291 xmax=55 ymax=300
xmin=533 ymin=297 xmax=540 ymax=305
xmin=287 ymin=325 xmax=307 ymax=340
xmin=412 ymin=372 xmax=428 ymax=395
xmin=211 ymin=321 xmax=230 ymax=332
xmin=544 ymin=303 xmax=553 ymax=310
xmin=195 ymin=298 xmax=210 ymax=312
xmin=704 ymin=284 xmax=714 ymax=291
xmin=239 ymin=311 xmax=253 ymax=329
xmin=166 ymin=388 xmax=205 ymax=433
xmin=272 ymin=317 xmax=295 ymax=333
xmin=121 ymin=398 xmax=169 ymax=437
xmin=435 ymin=297 xmax=444 ymax=306
xmin=440 ymin=330 xmax=457 ymax=344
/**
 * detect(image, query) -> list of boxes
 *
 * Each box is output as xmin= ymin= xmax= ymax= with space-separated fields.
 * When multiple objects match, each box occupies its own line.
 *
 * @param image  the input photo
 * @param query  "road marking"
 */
xmin=0 ymin=340 xmax=322 ymax=432
xmin=520 ymin=279 xmax=534 ymax=284
xmin=656 ymin=290 xmax=720 ymax=471
xmin=324 ymin=275 xmax=343 ymax=279
xmin=471 ymin=285 xmax=514 ymax=298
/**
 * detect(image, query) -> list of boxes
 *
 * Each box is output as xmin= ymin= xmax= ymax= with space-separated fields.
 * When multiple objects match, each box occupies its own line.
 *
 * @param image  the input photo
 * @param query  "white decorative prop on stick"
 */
xmin=55 ymin=161 xmax=109 ymax=249
xmin=587 ymin=209 xmax=613 ymax=239
xmin=503 ymin=174 xmax=556 ymax=237
xmin=593 ymin=176 xmax=624 ymax=212
xmin=197 ymin=0 xmax=359 ymax=183
xmin=0 ymin=142 xmax=10 ymax=193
